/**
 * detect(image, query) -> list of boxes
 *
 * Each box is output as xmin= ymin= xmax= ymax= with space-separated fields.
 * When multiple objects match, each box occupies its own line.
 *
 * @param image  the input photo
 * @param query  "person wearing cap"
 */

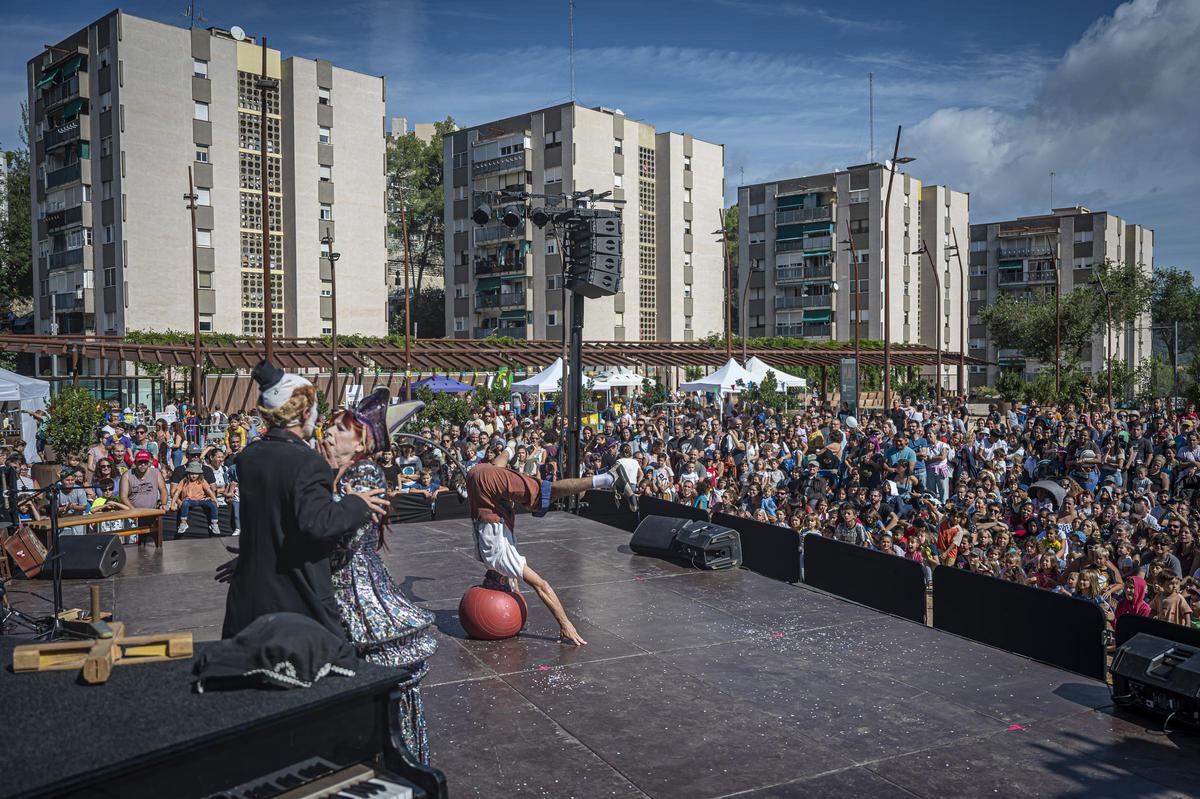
xmin=220 ymin=360 xmax=391 ymax=641
xmin=120 ymin=449 xmax=168 ymax=517
xmin=169 ymin=460 xmax=222 ymax=537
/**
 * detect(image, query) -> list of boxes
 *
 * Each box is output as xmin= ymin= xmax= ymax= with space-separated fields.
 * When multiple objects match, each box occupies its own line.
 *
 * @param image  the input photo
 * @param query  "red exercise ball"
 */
xmin=459 ymin=585 xmax=529 ymax=640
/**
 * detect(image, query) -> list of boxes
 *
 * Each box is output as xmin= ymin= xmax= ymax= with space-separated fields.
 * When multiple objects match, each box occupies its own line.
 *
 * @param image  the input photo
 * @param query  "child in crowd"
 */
xmin=1153 ymin=573 xmax=1192 ymax=627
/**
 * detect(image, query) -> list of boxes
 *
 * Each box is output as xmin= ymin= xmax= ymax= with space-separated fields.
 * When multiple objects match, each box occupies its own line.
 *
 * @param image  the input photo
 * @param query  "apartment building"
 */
xmin=27 ymin=10 xmax=386 ymax=369
xmin=968 ymin=206 xmax=1154 ymax=387
xmin=738 ymin=165 xmax=969 ymax=388
xmin=443 ymin=103 xmax=725 ymax=342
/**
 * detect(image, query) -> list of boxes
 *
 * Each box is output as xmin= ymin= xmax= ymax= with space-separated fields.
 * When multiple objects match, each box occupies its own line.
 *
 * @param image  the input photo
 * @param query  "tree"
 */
xmin=46 ymin=387 xmax=104 ymax=460
xmin=1151 ymin=266 xmax=1200 ymax=357
xmin=390 ymin=285 xmax=445 ymax=338
xmin=994 ymin=371 xmax=1025 ymax=402
xmin=741 ymin=370 xmax=786 ymax=411
xmin=0 ymin=103 xmax=32 ymax=315
xmin=724 ymin=204 xmax=738 ymax=333
xmin=387 ymin=119 xmax=454 ymax=295
xmin=640 ymin=376 xmax=669 ymax=408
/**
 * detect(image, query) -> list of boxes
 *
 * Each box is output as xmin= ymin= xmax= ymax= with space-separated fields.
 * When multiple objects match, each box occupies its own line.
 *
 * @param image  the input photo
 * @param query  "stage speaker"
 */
xmin=629 ymin=515 xmax=682 ymax=557
xmin=1111 ymin=633 xmax=1200 ymax=725
xmin=629 ymin=516 xmax=742 ymax=570
xmin=41 ymin=535 xmax=127 ymax=580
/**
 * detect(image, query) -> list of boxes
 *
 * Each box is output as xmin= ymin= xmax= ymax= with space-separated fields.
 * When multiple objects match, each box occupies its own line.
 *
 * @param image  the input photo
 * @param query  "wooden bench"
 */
xmin=28 ymin=507 xmax=167 ymax=548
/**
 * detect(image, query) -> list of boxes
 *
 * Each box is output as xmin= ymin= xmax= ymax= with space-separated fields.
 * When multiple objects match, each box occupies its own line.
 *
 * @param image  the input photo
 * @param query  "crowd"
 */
xmin=6 ymin=385 xmax=1200 ymax=638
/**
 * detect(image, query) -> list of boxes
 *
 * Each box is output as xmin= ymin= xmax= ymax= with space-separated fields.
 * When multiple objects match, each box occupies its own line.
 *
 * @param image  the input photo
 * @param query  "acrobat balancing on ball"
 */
xmin=460 ymin=444 xmax=638 ymax=646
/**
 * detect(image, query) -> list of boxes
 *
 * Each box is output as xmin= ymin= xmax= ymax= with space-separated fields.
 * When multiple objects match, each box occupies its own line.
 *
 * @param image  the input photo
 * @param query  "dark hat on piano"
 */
xmin=192 ymin=612 xmax=358 ymax=693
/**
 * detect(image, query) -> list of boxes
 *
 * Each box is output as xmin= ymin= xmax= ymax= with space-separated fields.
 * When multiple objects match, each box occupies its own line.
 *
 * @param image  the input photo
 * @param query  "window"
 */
xmin=454 ymin=285 xmax=466 ymax=298
xmin=98 ymin=47 xmax=110 ymax=69
xmin=454 ymin=185 xmax=467 ymax=201
xmin=543 ymin=166 xmax=562 ymax=184
xmin=547 ymin=275 xmax=560 ymax=290
xmin=453 ymin=218 xmax=467 ymax=233
xmin=318 ymin=126 xmax=331 ymax=144
xmin=1073 ymin=230 xmax=1093 ymax=243
xmin=848 ymin=189 xmax=869 ymax=205
xmin=969 ymin=239 xmax=987 ymax=252
xmin=196 ymin=229 xmax=212 ymax=247
xmin=683 ymin=286 xmax=692 ymax=298
xmin=684 ymin=188 xmax=692 ymax=203
xmin=545 ymin=129 xmax=561 ymax=146
xmin=102 ymin=180 xmax=114 ymax=200
xmin=103 ymin=267 xmax=117 ymax=287
xmin=749 ymin=203 xmax=766 ymax=217
xmin=319 ymin=202 xmax=333 ymax=220
xmin=1073 ymin=258 xmax=1092 ymax=270
xmin=99 ymin=91 xmax=112 ymax=112
xmin=193 ymin=59 xmax=208 ymax=79
xmin=547 ymin=312 xmax=558 ymax=327
xmin=318 ymin=87 xmax=331 ymax=105
xmin=748 ymin=232 xmax=766 ymax=245
xmin=195 ymin=146 xmax=209 ymax=163
xmin=194 ymin=101 xmax=209 ymax=121
xmin=614 ymin=174 xmax=623 ymax=189
xmin=195 ymin=188 xmax=210 ymax=206
xmin=198 ymin=314 xmax=213 ymax=333
xmin=101 ymin=137 xmax=113 ymax=157
xmin=684 ymin=155 xmax=692 ymax=171
xmin=613 ymin=139 xmax=622 ymax=154
xmin=322 ymin=325 xmax=332 ymax=335
xmin=103 ymin=225 xmax=114 ymax=244
xmin=546 ymin=239 xmax=559 ymax=256
xmin=198 ymin=272 xmax=212 ymax=289
xmin=319 ymin=165 xmax=332 ymax=182
xmin=454 ymin=317 xmax=466 ymax=332
xmin=320 ymin=288 xmax=332 ymax=297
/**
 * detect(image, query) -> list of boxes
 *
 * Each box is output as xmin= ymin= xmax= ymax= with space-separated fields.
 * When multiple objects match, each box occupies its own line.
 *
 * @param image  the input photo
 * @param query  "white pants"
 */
xmin=473 ymin=521 xmax=527 ymax=579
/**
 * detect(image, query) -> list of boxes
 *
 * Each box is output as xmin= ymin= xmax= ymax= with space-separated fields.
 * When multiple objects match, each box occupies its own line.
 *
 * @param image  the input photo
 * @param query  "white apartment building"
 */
xmin=443 ymin=103 xmax=725 ymax=342
xmin=27 ymin=10 xmax=386 ymax=371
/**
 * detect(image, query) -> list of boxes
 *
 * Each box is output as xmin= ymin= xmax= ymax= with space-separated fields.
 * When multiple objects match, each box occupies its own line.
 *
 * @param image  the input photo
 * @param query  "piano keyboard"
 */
xmin=205 ymin=758 xmax=415 ymax=799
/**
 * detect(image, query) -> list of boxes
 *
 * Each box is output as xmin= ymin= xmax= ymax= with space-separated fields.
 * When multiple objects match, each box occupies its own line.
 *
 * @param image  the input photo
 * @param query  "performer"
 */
xmin=466 ymin=450 xmax=636 ymax=646
xmin=220 ymin=360 xmax=390 ymax=640
xmin=321 ymin=388 xmax=437 ymax=764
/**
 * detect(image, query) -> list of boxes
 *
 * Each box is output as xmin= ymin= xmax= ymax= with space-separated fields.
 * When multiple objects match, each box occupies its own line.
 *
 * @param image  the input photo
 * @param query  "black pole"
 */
xmin=566 ymin=290 xmax=585 ymax=482
xmin=48 ymin=488 xmax=63 ymax=616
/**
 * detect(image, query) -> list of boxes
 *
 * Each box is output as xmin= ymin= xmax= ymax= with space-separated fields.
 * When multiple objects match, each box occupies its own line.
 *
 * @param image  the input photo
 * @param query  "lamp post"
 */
xmin=741 ymin=261 xmax=763 ymax=363
xmin=882 ymin=126 xmax=914 ymax=410
xmin=715 ymin=211 xmax=732 ymax=360
xmin=1094 ymin=274 xmax=1114 ymax=411
xmin=915 ymin=240 xmax=941 ymax=402
xmin=394 ymin=181 xmax=414 ymax=399
xmin=184 ymin=168 xmax=203 ymax=413
xmin=321 ymin=235 xmax=341 ymax=406
xmin=257 ymin=38 xmax=279 ymax=361
xmin=841 ymin=231 xmax=862 ymax=400
xmin=949 ymin=228 xmax=967 ymax=397
xmin=1053 ymin=233 xmax=1062 ymax=394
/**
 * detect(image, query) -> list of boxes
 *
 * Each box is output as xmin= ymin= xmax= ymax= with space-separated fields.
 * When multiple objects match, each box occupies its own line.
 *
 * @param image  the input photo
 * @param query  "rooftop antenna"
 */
xmin=569 ymin=0 xmax=576 ymax=102
xmin=869 ymin=72 xmax=874 ymax=162
xmin=183 ymin=0 xmax=206 ymax=26
xmin=1049 ymin=170 xmax=1055 ymax=210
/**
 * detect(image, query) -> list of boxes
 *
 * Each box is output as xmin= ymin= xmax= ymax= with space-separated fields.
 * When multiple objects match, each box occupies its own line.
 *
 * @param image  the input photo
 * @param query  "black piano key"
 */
xmin=275 ymin=773 xmax=304 ymax=789
xmin=343 ymin=785 xmax=374 ymax=797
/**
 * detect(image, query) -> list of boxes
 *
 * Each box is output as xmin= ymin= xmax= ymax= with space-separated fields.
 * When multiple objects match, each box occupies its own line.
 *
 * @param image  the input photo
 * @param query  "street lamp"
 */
xmin=184 ymin=168 xmax=204 ymax=413
xmin=948 ymin=229 xmax=967 ymax=397
xmin=714 ymin=213 xmax=732 ymax=359
xmin=882 ymin=126 xmax=914 ymax=410
xmin=840 ymin=234 xmax=862 ymax=400
xmin=1093 ymin=274 xmax=1114 ymax=411
xmin=741 ymin=261 xmax=764 ymax=363
xmin=390 ymin=179 xmax=414 ymax=399
xmin=914 ymin=240 xmax=941 ymax=402
xmin=321 ymin=234 xmax=341 ymax=406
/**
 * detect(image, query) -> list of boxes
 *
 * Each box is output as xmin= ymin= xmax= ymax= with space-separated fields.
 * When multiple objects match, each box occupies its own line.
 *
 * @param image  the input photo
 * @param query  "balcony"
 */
xmin=475 ymin=291 xmax=527 ymax=309
xmin=474 ymin=224 xmax=524 ymax=245
xmin=46 ymin=161 xmax=87 ymax=189
xmin=776 ymin=235 xmax=834 ymax=254
xmin=1026 ymin=269 xmax=1057 ymax=284
xmin=474 ymin=255 xmax=528 ymax=277
xmin=44 ymin=204 xmax=85 ymax=233
xmin=472 ymin=150 xmax=529 ymax=177
xmin=774 ymin=205 xmax=833 ymax=225
xmin=998 ymin=224 xmax=1058 ymax=238
xmin=998 ymin=244 xmax=1054 ymax=259
xmin=48 ymin=248 xmax=84 ymax=269
xmin=44 ymin=115 xmax=86 ymax=150
xmin=43 ymin=75 xmax=83 ymax=109
xmin=997 ymin=269 xmax=1025 ymax=286
xmin=774 ymin=323 xmax=832 ymax=339
xmin=474 ymin=325 xmax=527 ymax=340
xmin=775 ymin=263 xmax=832 ymax=283
xmin=775 ymin=294 xmax=833 ymax=310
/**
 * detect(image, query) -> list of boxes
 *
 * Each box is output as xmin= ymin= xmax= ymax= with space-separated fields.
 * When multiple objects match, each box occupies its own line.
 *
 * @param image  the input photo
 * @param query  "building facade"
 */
xmin=738 ymin=165 xmax=969 ymax=389
xmin=968 ymin=206 xmax=1154 ymax=387
xmin=443 ymin=103 xmax=725 ymax=342
xmin=27 ymin=11 xmax=386 ymax=368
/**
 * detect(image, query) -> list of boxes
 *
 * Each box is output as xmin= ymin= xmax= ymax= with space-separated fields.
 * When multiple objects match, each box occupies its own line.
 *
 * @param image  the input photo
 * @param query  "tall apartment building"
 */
xmin=27 ymin=11 xmax=386 ymax=369
xmin=968 ymin=206 xmax=1154 ymax=387
xmin=738 ymin=165 xmax=969 ymax=388
xmin=443 ymin=103 xmax=725 ymax=342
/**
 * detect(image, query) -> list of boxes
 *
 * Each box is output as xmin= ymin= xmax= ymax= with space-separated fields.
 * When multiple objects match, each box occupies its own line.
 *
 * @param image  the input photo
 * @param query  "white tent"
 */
xmin=0 ymin=368 xmax=51 ymax=463
xmin=744 ymin=356 xmax=807 ymax=390
xmin=512 ymin=358 xmax=563 ymax=394
xmin=679 ymin=358 xmax=756 ymax=394
xmin=591 ymin=367 xmax=643 ymax=391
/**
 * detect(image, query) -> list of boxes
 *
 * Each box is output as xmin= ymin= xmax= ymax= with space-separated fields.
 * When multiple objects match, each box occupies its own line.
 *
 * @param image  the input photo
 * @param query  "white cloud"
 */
xmin=907 ymin=0 xmax=1200 ymax=267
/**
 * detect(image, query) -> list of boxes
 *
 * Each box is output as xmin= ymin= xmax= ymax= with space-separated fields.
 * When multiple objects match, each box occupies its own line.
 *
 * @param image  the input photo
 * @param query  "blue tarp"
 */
xmin=412 ymin=375 xmax=475 ymax=394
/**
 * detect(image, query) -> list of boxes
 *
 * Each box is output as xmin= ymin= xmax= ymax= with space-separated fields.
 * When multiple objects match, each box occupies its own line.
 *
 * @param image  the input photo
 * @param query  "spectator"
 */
xmin=169 ymin=461 xmax=221 ymax=537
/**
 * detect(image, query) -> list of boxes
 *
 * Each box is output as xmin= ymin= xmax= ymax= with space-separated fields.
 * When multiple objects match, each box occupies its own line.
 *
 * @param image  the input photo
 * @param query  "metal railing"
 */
xmin=1026 ymin=270 xmax=1057 ymax=284
xmin=776 ymin=236 xmax=833 ymax=254
xmin=474 ymin=224 xmax=523 ymax=245
xmin=475 ymin=291 xmax=527 ymax=309
xmin=999 ymin=245 xmax=1054 ymax=258
xmin=45 ymin=117 xmax=83 ymax=149
xmin=775 ymin=205 xmax=833 ymax=225
xmin=45 ymin=162 xmax=81 ymax=189
xmin=474 ymin=325 xmax=527 ymax=339
xmin=48 ymin=248 xmax=84 ymax=269
xmin=775 ymin=264 xmax=833 ymax=283
xmin=472 ymin=151 xmax=528 ymax=177
xmin=997 ymin=270 xmax=1025 ymax=285
xmin=474 ymin=256 xmax=527 ymax=276
xmin=774 ymin=323 xmax=832 ymax=338
xmin=775 ymin=294 xmax=833 ymax=309
xmin=43 ymin=76 xmax=81 ymax=108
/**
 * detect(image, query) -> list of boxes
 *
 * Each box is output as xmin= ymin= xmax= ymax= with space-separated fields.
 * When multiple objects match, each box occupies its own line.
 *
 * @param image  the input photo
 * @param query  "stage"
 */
xmin=5 ymin=513 xmax=1199 ymax=797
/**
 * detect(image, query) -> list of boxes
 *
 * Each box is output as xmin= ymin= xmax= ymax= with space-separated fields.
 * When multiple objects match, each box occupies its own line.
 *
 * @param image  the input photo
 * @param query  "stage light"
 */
xmin=530 ymin=208 xmax=551 ymax=228
xmin=501 ymin=205 xmax=524 ymax=229
xmin=472 ymin=203 xmax=493 ymax=226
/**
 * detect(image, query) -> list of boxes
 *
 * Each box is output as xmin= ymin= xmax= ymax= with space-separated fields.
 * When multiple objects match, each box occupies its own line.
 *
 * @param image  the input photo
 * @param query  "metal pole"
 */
xmin=398 ymin=183 xmax=413 ymax=399
xmin=259 ymin=38 xmax=274 ymax=360
xmin=844 ymin=228 xmax=861 ymax=399
xmin=1054 ymin=235 xmax=1061 ymax=394
xmin=185 ymin=168 xmax=203 ymax=413
xmin=883 ymin=126 xmax=901 ymax=410
xmin=1174 ymin=320 xmax=1180 ymax=398
xmin=720 ymin=210 xmax=732 ymax=359
xmin=566 ymin=290 xmax=585 ymax=481
xmin=919 ymin=240 xmax=941 ymax=402
xmin=1095 ymin=275 xmax=1113 ymax=410
xmin=331 ymin=255 xmax=338 ymax=407
xmin=741 ymin=267 xmax=756 ymax=363
xmin=950 ymin=228 xmax=966 ymax=398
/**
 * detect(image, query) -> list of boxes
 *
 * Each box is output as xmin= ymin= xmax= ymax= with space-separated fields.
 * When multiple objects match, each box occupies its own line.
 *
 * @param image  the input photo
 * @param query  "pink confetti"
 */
xmin=1006 ymin=724 xmax=1025 ymax=732
xmin=537 ymin=665 xmax=551 ymax=671
xmin=771 ymin=633 xmax=785 ymax=639
xmin=634 ymin=576 xmax=645 ymax=581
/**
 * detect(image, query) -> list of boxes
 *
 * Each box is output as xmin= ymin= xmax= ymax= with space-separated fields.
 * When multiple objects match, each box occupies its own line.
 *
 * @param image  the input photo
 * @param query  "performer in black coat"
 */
xmin=221 ymin=360 xmax=390 ymax=640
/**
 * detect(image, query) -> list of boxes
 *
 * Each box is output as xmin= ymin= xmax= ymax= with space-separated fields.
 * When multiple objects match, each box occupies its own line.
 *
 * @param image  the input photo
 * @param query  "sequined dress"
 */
xmin=331 ymin=459 xmax=437 ymax=763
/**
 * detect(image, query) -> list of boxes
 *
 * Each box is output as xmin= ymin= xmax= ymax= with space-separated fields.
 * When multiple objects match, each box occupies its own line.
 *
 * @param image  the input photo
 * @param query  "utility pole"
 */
xmin=397 ymin=183 xmax=413 ymax=399
xmin=1095 ymin=274 xmax=1114 ymax=410
xmin=258 ymin=38 xmax=278 ymax=360
xmin=717 ymin=210 xmax=732 ymax=359
xmin=321 ymin=236 xmax=340 ymax=406
xmin=842 ymin=228 xmax=861 ymax=401
xmin=882 ymin=126 xmax=902 ymax=410
xmin=917 ymin=240 xmax=941 ymax=402
xmin=1054 ymin=233 xmax=1062 ymax=394
xmin=184 ymin=168 xmax=203 ymax=413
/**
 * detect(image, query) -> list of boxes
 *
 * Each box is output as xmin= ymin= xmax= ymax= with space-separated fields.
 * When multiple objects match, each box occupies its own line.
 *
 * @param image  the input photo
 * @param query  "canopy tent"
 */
xmin=744 ymin=356 xmax=807 ymax=390
xmin=0 ymin=368 xmax=50 ymax=463
xmin=511 ymin=358 xmax=563 ymax=394
xmin=591 ymin=367 xmax=644 ymax=391
xmin=412 ymin=375 xmax=475 ymax=394
xmin=679 ymin=358 xmax=756 ymax=395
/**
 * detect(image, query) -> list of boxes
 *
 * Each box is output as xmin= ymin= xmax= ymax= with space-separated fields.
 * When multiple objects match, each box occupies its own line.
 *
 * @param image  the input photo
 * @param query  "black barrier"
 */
xmin=804 ymin=535 xmax=927 ymax=623
xmin=432 ymin=491 xmax=473 ymax=521
xmin=577 ymin=489 xmax=639 ymax=532
xmin=1115 ymin=613 xmax=1200 ymax=650
xmin=711 ymin=511 xmax=801 ymax=584
xmin=391 ymin=493 xmax=435 ymax=524
xmin=637 ymin=495 xmax=709 ymax=525
xmin=932 ymin=565 xmax=1107 ymax=680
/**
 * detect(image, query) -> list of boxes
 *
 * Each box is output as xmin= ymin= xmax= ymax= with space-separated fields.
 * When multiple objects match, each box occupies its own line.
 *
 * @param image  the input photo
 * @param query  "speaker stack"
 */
xmin=1111 ymin=633 xmax=1200 ymax=726
xmin=38 ymin=535 xmax=127 ymax=580
xmin=629 ymin=516 xmax=742 ymax=570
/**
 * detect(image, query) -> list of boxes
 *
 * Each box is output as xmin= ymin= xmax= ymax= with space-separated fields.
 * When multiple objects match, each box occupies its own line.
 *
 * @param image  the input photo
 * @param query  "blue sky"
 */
xmin=3 ymin=0 xmax=1197 ymax=271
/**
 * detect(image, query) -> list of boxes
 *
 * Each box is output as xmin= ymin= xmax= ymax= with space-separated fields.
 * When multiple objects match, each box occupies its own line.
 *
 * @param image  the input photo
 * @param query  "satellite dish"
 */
xmin=230 ymin=25 xmax=246 ymax=41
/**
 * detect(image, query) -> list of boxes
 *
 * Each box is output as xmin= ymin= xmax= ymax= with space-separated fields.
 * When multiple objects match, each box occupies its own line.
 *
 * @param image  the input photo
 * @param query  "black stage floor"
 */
xmin=6 ymin=514 xmax=1200 ymax=798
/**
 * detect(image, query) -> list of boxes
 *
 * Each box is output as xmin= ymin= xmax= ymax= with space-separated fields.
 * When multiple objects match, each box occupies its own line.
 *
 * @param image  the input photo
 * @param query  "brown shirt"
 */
xmin=465 ymin=463 xmax=541 ymax=531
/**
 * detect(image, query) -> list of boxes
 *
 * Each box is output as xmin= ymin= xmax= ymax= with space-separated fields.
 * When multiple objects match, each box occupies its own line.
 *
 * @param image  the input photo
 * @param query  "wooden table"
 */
xmin=28 ymin=507 xmax=167 ymax=548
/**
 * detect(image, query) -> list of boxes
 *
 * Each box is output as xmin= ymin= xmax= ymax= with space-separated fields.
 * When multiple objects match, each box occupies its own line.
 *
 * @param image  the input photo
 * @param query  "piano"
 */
xmin=0 ymin=639 xmax=446 ymax=799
